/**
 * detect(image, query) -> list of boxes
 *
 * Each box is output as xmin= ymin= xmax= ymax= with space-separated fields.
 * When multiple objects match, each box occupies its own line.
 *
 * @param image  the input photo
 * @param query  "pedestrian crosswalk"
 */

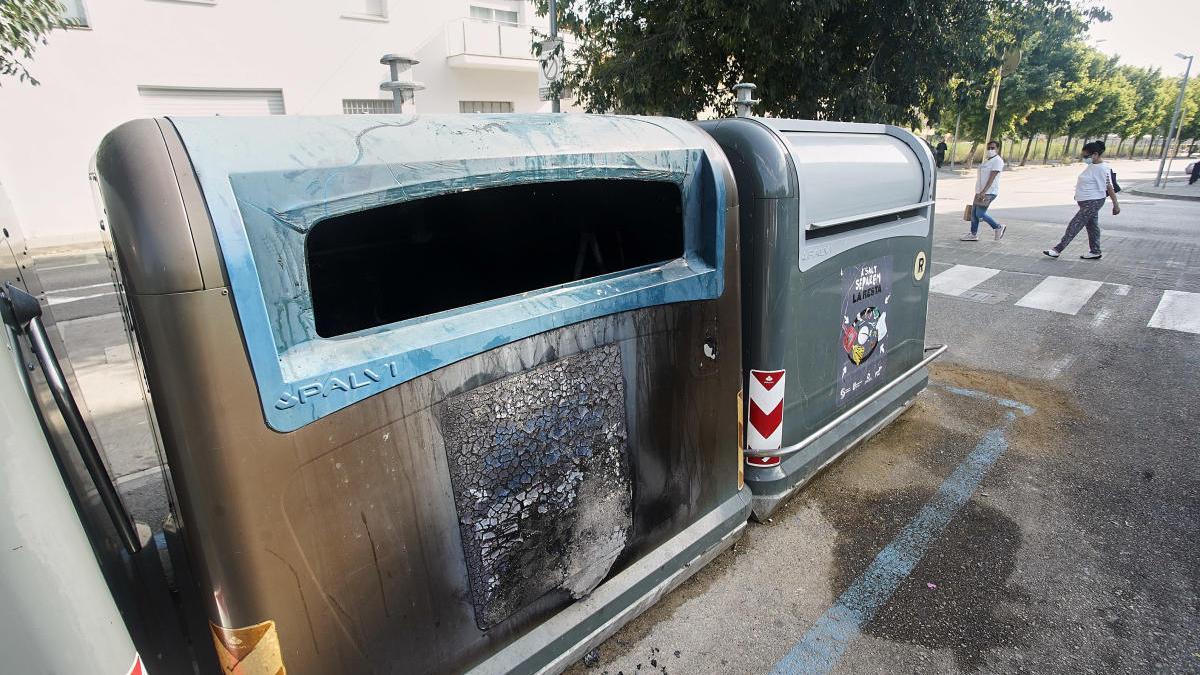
xmin=1148 ymin=291 xmax=1200 ymax=334
xmin=928 ymin=265 xmax=1000 ymax=296
xmin=1014 ymin=276 xmax=1104 ymax=315
xmin=930 ymin=264 xmax=1200 ymax=334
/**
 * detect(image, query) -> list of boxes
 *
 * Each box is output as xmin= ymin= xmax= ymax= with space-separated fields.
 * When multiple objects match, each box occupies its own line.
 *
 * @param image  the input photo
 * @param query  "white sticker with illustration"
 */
xmin=838 ymin=256 xmax=891 ymax=406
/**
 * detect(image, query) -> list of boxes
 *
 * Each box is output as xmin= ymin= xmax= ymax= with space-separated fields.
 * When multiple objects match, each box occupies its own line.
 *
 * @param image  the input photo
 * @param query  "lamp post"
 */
xmin=379 ymin=54 xmax=424 ymax=113
xmin=1155 ymin=52 xmax=1193 ymax=187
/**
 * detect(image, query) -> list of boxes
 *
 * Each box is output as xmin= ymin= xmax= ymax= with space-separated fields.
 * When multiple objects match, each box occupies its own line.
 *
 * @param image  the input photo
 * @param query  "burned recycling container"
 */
xmin=94 ymin=113 xmax=749 ymax=674
xmin=698 ymin=118 xmax=945 ymax=520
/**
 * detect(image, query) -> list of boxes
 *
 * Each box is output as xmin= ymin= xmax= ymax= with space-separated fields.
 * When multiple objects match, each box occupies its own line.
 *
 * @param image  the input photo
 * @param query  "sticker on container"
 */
xmin=210 ymin=619 xmax=286 ymax=675
xmin=913 ymin=250 xmax=927 ymax=281
xmin=838 ymin=256 xmax=891 ymax=406
xmin=127 ymin=653 xmax=147 ymax=675
xmin=747 ymin=369 xmax=785 ymax=468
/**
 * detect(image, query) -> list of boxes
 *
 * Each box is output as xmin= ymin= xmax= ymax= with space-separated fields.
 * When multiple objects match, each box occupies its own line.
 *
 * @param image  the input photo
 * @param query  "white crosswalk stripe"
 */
xmin=931 ymin=266 xmax=1200 ymax=335
xmin=929 ymin=265 xmax=1000 ymax=296
xmin=1147 ymin=291 xmax=1200 ymax=334
xmin=1015 ymin=276 xmax=1103 ymax=315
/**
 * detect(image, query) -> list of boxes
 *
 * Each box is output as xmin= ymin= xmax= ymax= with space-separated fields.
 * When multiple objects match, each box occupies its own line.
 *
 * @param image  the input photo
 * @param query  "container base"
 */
xmin=465 ymin=488 xmax=752 ymax=675
xmin=746 ymin=368 xmax=929 ymax=521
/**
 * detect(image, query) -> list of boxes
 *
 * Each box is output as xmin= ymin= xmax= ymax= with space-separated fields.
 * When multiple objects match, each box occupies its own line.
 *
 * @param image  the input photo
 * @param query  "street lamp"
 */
xmin=1155 ymin=52 xmax=1193 ymax=187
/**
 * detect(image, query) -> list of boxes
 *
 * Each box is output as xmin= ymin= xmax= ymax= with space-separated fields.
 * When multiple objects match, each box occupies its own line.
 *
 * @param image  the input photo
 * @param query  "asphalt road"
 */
xmin=32 ymin=157 xmax=1200 ymax=674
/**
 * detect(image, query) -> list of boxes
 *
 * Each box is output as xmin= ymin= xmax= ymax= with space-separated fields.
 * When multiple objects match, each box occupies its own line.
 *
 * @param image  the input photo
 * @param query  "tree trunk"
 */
xmin=966 ymin=140 xmax=979 ymax=167
xmin=1020 ymin=136 xmax=1034 ymax=165
xmin=1042 ymin=134 xmax=1053 ymax=164
xmin=1129 ymin=137 xmax=1139 ymax=158
xmin=1063 ymin=135 xmax=1073 ymax=163
xmin=1116 ymin=137 xmax=1126 ymax=156
xmin=1146 ymin=134 xmax=1157 ymax=158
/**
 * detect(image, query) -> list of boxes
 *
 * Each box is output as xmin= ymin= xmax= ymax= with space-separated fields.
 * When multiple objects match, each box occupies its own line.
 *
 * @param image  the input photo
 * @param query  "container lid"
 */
xmin=169 ymin=114 xmax=730 ymax=431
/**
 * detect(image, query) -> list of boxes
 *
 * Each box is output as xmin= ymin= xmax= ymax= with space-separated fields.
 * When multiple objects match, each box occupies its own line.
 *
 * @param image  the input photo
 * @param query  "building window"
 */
xmin=469 ymin=5 xmax=518 ymax=25
xmin=343 ymin=99 xmax=395 ymax=115
xmin=60 ymin=0 xmax=89 ymax=27
xmin=459 ymin=100 xmax=514 ymax=113
xmin=137 ymin=87 xmax=286 ymax=116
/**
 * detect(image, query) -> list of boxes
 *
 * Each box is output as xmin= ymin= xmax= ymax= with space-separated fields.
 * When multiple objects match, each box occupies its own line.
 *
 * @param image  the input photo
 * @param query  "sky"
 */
xmin=1086 ymin=0 xmax=1200 ymax=74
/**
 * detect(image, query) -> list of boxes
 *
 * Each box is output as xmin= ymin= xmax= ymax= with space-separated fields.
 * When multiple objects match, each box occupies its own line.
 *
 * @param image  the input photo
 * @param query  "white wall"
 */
xmin=0 ymin=0 xmax=565 ymax=248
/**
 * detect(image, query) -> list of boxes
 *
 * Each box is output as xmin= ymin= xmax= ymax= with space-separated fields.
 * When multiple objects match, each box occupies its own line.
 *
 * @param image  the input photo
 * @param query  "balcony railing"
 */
xmin=446 ymin=17 xmax=537 ymax=70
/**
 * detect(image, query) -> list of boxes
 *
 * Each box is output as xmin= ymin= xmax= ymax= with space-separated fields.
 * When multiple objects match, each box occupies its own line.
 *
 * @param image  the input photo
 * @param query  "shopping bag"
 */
xmin=962 ymin=204 xmax=973 ymax=221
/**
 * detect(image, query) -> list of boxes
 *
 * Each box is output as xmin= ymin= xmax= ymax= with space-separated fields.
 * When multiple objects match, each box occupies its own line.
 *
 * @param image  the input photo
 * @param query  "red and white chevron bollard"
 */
xmin=746 ymin=369 xmax=785 ymax=467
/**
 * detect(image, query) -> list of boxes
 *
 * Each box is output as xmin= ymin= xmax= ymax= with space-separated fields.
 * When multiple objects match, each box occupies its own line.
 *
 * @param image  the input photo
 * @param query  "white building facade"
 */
xmin=0 ymin=0 xmax=568 ymax=247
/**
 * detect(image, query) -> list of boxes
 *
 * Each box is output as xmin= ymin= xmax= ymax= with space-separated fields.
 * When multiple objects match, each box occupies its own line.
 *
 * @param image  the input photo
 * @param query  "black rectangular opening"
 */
xmin=307 ymin=179 xmax=684 ymax=338
xmin=805 ymin=207 xmax=927 ymax=240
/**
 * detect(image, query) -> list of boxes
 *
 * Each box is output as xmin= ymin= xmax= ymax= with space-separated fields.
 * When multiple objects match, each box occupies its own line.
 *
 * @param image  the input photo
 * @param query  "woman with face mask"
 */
xmin=961 ymin=140 xmax=1006 ymax=241
xmin=1044 ymin=140 xmax=1120 ymax=259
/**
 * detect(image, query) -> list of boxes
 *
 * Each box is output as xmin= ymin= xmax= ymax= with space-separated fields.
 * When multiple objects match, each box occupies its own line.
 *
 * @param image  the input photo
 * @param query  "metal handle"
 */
xmin=2 ymin=282 xmax=142 ymax=553
xmin=746 ymin=344 xmax=948 ymax=458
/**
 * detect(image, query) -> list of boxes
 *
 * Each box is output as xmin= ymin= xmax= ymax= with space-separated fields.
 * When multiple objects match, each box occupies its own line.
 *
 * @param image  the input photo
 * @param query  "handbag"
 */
xmin=1110 ymin=170 xmax=1122 ymax=193
xmin=962 ymin=204 xmax=974 ymax=221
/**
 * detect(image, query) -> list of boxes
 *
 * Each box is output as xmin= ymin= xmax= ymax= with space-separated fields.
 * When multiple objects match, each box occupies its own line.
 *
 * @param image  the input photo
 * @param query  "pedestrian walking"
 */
xmin=1043 ymin=140 xmax=1120 ymax=260
xmin=1188 ymin=159 xmax=1200 ymax=185
xmin=960 ymin=140 xmax=1006 ymax=241
xmin=935 ymin=138 xmax=948 ymax=168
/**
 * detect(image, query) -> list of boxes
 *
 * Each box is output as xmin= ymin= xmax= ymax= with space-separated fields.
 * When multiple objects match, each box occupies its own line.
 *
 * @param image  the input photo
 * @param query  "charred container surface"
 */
xmin=94 ymin=113 xmax=749 ymax=674
xmin=698 ymin=118 xmax=936 ymax=521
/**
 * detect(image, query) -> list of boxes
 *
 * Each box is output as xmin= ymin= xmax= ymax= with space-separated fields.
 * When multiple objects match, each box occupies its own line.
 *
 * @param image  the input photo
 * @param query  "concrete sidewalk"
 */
xmin=1127 ymin=178 xmax=1200 ymax=201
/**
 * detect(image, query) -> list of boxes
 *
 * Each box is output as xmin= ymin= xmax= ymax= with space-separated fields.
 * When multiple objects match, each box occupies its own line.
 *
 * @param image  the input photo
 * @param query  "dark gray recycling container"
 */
xmin=698 ymin=117 xmax=945 ymax=520
xmin=94 ymin=113 xmax=750 ymax=674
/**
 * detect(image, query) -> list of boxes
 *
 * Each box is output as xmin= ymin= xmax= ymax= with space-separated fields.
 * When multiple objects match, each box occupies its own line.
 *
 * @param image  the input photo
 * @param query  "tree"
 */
xmin=1073 ymin=52 xmax=1136 ymax=143
xmin=1116 ymin=66 xmax=1165 ymax=157
xmin=924 ymin=0 xmax=1102 ymax=163
xmin=1 ymin=0 xmax=64 ymax=86
xmin=1174 ymin=78 xmax=1200 ymax=149
xmin=536 ymin=0 xmax=1029 ymax=124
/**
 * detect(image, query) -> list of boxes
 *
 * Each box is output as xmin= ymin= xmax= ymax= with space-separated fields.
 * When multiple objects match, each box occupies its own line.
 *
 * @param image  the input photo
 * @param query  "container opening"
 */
xmin=805 ymin=207 xmax=927 ymax=240
xmin=307 ymin=179 xmax=685 ymax=338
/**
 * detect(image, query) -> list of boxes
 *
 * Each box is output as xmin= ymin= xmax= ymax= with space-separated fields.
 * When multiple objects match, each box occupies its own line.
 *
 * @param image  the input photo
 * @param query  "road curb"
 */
xmin=1126 ymin=187 xmax=1200 ymax=202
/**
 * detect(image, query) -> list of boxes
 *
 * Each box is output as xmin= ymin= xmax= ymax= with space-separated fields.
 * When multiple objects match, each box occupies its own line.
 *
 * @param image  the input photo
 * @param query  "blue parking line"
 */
xmin=771 ymin=387 xmax=1033 ymax=675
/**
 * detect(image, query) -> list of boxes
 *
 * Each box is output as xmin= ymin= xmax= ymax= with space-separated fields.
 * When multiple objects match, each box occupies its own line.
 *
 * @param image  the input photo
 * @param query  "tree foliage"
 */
xmin=537 ymin=0 xmax=1002 ymax=123
xmin=538 ymin=0 xmax=1106 ymax=126
xmin=1 ymin=0 xmax=65 ymax=86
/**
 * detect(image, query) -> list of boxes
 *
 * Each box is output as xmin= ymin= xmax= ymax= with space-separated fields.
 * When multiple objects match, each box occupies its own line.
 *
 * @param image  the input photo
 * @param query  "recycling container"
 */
xmin=1 ymin=228 xmax=146 ymax=675
xmin=95 ymin=113 xmax=750 ymax=674
xmin=698 ymin=117 xmax=944 ymax=520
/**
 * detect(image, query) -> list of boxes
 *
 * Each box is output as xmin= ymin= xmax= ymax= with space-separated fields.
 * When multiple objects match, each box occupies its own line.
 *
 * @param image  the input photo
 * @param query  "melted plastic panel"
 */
xmin=439 ymin=344 xmax=632 ymax=629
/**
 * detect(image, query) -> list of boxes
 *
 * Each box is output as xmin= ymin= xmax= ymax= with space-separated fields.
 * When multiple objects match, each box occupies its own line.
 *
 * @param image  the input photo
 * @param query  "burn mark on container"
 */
xmin=361 ymin=511 xmax=391 ymax=618
xmin=439 ymin=344 xmax=632 ymax=629
xmin=265 ymin=547 xmax=320 ymax=655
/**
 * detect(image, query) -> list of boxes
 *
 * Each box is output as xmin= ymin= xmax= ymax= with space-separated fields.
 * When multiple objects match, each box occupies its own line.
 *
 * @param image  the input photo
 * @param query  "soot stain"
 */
xmin=822 ymin=487 xmax=1029 ymax=671
xmin=439 ymin=344 xmax=633 ymax=630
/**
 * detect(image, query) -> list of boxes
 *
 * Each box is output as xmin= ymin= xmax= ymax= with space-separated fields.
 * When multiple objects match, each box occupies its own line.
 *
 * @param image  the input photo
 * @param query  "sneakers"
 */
xmin=994 ymin=224 xmax=1007 ymax=241
xmin=960 ymin=233 xmax=979 ymax=241
xmin=1043 ymin=249 xmax=1060 ymax=258
xmin=1080 ymin=252 xmax=1102 ymax=260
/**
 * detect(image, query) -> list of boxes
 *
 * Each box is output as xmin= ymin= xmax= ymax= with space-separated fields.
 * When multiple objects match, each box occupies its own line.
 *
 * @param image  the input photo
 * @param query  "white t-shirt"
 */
xmin=976 ymin=155 xmax=1004 ymax=195
xmin=1074 ymin=162 xmax=1112 ymax=202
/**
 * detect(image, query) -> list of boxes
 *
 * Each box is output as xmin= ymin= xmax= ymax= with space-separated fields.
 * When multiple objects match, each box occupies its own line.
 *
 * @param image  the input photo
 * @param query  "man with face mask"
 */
xmin=1044 ymin=140 xmax=1120 ymax=260
xmin=961 ymin=140 xmax=1006 ymax=241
